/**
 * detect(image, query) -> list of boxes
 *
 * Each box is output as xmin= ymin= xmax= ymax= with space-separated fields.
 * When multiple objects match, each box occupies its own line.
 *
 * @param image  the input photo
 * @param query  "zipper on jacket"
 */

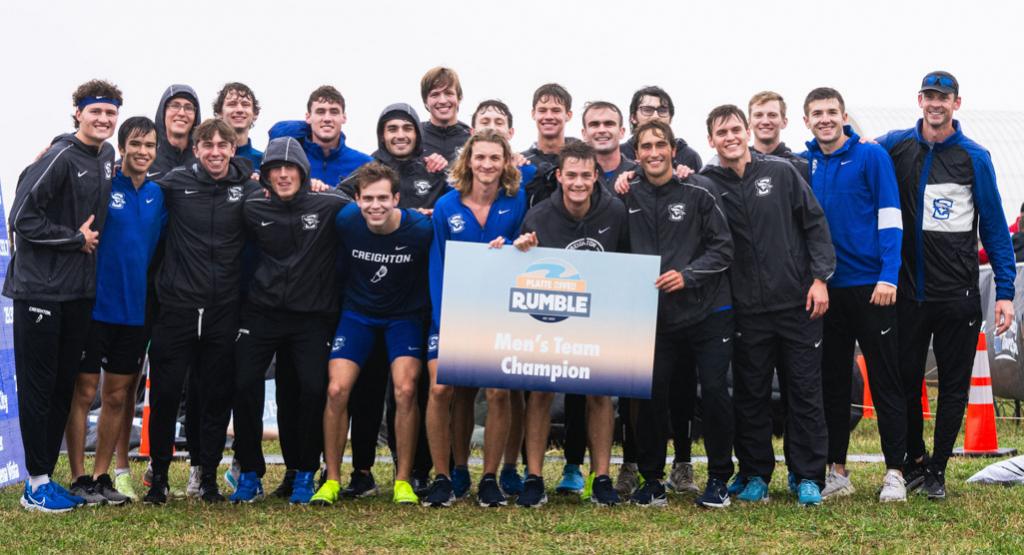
xmin=738 ymin=173 xmax=767 ymax=308
xmin=197 ymin=307 xmax=205 ymax=338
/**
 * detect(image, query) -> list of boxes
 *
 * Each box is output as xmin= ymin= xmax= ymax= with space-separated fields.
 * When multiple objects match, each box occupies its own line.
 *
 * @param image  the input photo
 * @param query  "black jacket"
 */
xmin=521 ymin=140 xmax=585 ymax=208
xmin=621 ymin=136 xmax=702 ymax=172
xmin=245 ymin=137 xmax=351 ymax=313
xmin=598 ymin=157 xmax=639 ymax=191
xmin=701 ymin=153 xmax=835 ymax=315
xmin=340 ymin=103 xmax=449 ymax=209
xmin=421 ymin=120 xmax=471 ymax=162
xmin=4 ymin=134 xmax=114 ymax=301
xmin=520 ymin=177 xmax=628 ymax=254
xmin=155 ymin=158 xmax=260 ymax=309
xmin=754 ymin=142 xmax=809 ymax=179
xmin=622 ymin=171 xmax=733 ymax=329
xmin=149 ymin=84 xmax=202 ymax=180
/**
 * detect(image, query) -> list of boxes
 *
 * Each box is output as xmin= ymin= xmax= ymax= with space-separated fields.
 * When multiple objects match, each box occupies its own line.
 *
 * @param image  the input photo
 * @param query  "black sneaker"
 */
xmin=341 ymin=471 xmax=379 ymax=498
xmin=696 ymin=477 xmax=731 ymax=509
xmin=515 ymin=475 xmax=547 ymax=508
xmin=630 ymin=479 xmax=668 ymax=507
xmin=143 ymin=474 xmax=169 ymax=505
xmin=93 ymin=474 xmax=129 ymax=506
xmin=921 ymin=467 xmax=946 ymax=500
xmin=271 ymin=469 xmax=296 ymax=499
xmin=903 ymin=454 xmax=929 ymax=493
xmin=477 ymin=474 xmax=507 ymax=507
xmin=422 ymin=475 xmax=455 ymax=508
xmin=412 ymin=472 xmax=432 ymax=498
xmin=69 ymin=475 xmax=107 ymax=506
xmin=199 ymin=475 xmax=225 ymax=503
xmin=590 ymin=475 xmax=620 ymax=507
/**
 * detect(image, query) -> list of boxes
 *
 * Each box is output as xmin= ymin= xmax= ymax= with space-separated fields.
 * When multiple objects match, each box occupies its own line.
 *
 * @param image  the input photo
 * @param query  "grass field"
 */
xmin=3 ymin=417 xmax=1024 ymax=553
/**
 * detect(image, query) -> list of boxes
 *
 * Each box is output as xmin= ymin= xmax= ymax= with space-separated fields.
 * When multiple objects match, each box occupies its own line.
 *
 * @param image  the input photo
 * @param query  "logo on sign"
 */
xmin=933 ymin=198 xmax=954 ymax=220
xmin=508 ymin=258 xmax=591 ymax=323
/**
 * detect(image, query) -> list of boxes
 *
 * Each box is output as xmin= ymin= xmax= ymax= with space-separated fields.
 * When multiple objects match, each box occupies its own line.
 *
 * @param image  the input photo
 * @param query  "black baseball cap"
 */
xmin=920 ymin=71 xmax=959 ymax=96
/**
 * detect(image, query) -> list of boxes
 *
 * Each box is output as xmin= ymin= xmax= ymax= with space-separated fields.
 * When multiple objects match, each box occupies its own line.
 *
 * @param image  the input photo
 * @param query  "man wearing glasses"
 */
xmin=621 ymin=86 xmax=703 ymax=173
xmin=877 ymin=71 xmax=1016 ymax=500
xmin=150 ymin=85 xmax=202 ymax=180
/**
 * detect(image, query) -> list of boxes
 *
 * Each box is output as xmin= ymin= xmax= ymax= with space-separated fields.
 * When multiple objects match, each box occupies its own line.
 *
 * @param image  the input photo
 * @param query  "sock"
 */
xmin=29 ymin=475 xmax=50 ymax=491
xmin=115 ymin=467 xmax=131 ymax=477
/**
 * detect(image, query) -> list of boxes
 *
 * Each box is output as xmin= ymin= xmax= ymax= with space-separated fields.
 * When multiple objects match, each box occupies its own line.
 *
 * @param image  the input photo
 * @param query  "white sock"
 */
xmin=29 ymin=475 xmax=50 ymax=491
xmin=115 ymin=467 xmax=131 ymax=477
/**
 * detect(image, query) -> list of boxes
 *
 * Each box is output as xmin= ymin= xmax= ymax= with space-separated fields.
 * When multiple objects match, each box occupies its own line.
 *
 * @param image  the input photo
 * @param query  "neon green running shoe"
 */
xmin=393 ymin=480 xmax=419 ymax=505
xmin=310 ymin=479 xmax=341 ymax=506
xmin=581 ymin=472 xmax=595 ymax=501
xmin=114 ymin=472 xmax=138 ymax=502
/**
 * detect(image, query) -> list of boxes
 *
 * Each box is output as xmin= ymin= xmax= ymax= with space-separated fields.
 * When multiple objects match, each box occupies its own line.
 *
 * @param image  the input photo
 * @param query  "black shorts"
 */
xmin=80 ymin=320 xmax=149 ymax=375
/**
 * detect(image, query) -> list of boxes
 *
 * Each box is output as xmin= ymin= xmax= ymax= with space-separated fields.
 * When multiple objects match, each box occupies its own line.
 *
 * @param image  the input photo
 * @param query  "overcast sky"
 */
xmin=2 ymin=0 xmax=1022 ymax=214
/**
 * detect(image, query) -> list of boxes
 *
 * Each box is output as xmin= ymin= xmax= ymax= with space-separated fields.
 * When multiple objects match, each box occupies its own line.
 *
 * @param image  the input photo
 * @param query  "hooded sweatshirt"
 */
xmin=520 ymin=174 xmax=629 ymax=254
xmin=243 ymin=137 xmax=351 ymax=314
xmin=339 ymin=103 xmax=450 ymax=209
xmin=268 ymin=121 xmax=371 ymax=186
xmin=150 ymin=84 xmax=201 ymax=180
xmin=421 ymin=120 xmax=471 ymax=162
xmin=4 ymin=133 xmax=114 ymax=301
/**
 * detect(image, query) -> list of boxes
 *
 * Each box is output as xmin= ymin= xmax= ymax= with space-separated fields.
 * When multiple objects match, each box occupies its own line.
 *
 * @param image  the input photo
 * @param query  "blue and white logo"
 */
xmin=332 ymin=337 xmax=345 ymax=352
xmin=933 ymin=198 xmax=954 ymax=220
xmin=428 ymin=334 xmax=439 ymax=352
xmin=755 ymin=177 xmax=773 ymax=197
xmin=811 ymin=159 xmax=818 ymax=174
xmin=448 ymin=214 xmax=465 ymax=234
xmin=414 ymin=180 xmax=431 ymax=196
xmin=110 ymin=192 xmax=125 ymax=210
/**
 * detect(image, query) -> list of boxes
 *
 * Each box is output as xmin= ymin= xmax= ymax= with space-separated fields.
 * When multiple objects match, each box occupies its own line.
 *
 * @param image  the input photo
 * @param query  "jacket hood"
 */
xmin=260 ymin=137 xmax=311 ymax=190
xmin=376 ymin=103 xmax=423 ymax=158
xmin=155 ymin=84 xmax=201 ymax=149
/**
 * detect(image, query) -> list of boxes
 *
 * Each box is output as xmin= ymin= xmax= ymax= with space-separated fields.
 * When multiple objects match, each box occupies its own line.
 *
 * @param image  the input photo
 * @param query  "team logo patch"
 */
xmin=448 ymin=214 xmax=465 ymax=233
xmin=811 ymin=159 xmax=818 ymax=174
xmin=110 ymin=192 xmax=126 ymax=209
xmin=413 ymin=180 xmax=431 ymax=196
xmin=565 ymin=237 xmax=604 ymax=252
xmin=302 ymin=213 xmax=320 ymax=230
xmin=332 ymin=337 xmax=346 ymax=352
xmin=370 ymin=265 xmax=389 ymax=284
xmin=755 ymin=177 xmax=773 ymax=197
xmin=428 ymin=334 xmax=439 ymax=352
xmin=668 ymin=203 xmax=686 ymax=222
xmin=104 ymin=161 xmax=112 ymax=180
xmin=227 ymin=186 xmax=243 ymax=202
xmin=932 ymin=198 xmax=954 ymax=220
xmin=509 ymin=258 xmax=591 ymax=323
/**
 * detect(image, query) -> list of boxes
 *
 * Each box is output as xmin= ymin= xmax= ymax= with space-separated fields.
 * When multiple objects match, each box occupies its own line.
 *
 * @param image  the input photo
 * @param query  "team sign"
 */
xmin=437 ymin=242 xmax=659 ymax=398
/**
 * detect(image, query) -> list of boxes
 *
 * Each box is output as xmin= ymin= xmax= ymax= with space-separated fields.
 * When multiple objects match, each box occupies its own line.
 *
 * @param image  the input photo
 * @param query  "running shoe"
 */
xmin=903 ymin=454 xmax=930 ymax=493
xmin=615 ymin=463 xmax=640 ymax=496
xmin=590 ymin=475 xmax=620 ymax=507
xmin=878 ymin=469 xmax=907 ymax=503
xmin=726 ymin=474 xmax=748 ymax=496
xmin=422 ymin=475 xmax=455 ymax=508
xmin=516 ymin=475 xmax=547 ymax=508
xmin=788 ymin=471 xmax=798 ymax=495
xmin=921 ymin=467 xmax=946 ymax=500
xmin=310 ymin=479 xmax=341 ymax=506
xmin=821 ymin=469 xmax=855 ymax=499
xmin=737 ymin=476 xmax=770 ymax=503
xmin=114 ymin=472 xmax=138 ymax=502
xmin=199 ymin=474 xmax=225 ymax=503
xmin=393 ymin=480 xmax=419 ymax=505
xmin=93 ymin=474 xmax=129 ymax=506
xmin=186 ymin=466 xmax=203 ymax=498
xmin=581 ymin=471 xmax=595 ymax=501
xmin=229 ymin=472 xmax=264 ymax=504
xmin=341 ymin=471 xmax=379 ymax=498
xmin=144 ymin=463 xmax=183 ymax=498
xmin=224 ymin=458 xmax=241 ymax=492
xmin=69 ymin=475 xmax=107 ymax=506
xmin=668 ymin=461 xmax=700 ymax=494
xmin=451 ymin=466 xmax=471 ymax=499
xmin=21 ymin=481 xmax=77 ymax=513
xmin=477 ymin=474 xmax=508 ymax=507
xmin=143 ymin=474 xmax=169 ymax=505
xmin=412 ymin=473 xmax=432 ymax=498
xmin=630 ymin=479 xmax=668 ymax=507
xmin=50 ymin=481 xmax=86 ymax=507
xmin=696 ymin=478 xmax=731 ymax=509
xmin=271 ymin=469 xmax=297 ymax=499
xmin=555 ymin=463 xmax=584 ymax=494
xmin=289 ymin=471 xmax=316 ymax=505
xmin=797 ymin=479 xmax=822 ymax=506
xmin=499 ymin=465 xmax=524 ymax=496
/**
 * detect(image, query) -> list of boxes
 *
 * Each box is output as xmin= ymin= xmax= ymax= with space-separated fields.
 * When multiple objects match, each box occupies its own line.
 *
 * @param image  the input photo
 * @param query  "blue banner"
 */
xmin=0 ymin=178 xmax=25 ymax=489
xmin=437 ymin=242 xmax=660 ymax=398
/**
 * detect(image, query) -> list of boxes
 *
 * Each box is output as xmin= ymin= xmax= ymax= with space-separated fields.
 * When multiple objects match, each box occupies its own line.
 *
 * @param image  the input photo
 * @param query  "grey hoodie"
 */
xmin=151 ymin=84 xmax=201 ymax=180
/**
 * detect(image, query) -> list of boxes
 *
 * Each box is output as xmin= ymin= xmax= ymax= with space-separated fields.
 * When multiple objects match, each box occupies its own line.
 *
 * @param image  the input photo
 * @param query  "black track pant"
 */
xmin=733 ymin=306 xmax=826 ymax=485
xmin=899 ymin=296 xmax=981 ymax=472
xmin=148 ymin=303 xmax=237 ymax=478
xmin=670 ymin=360 xmax=697 ymax=463
xmin=233 ymin=305 xmax=335 ymax=476
xmin=636 ymin=310 xmax=735 ymax=482
xmin=13 ymin=299 xmax=92 ymax=477
xmin=274 ymin=349 xmax=299 ymax=469
xmin=562 ymin=394 xmax=586 ymax=465
xmin=822 ymin=285 xmax=905 ymax=469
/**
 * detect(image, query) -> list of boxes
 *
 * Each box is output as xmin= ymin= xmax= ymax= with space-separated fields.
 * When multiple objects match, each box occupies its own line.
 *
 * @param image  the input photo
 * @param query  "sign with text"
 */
xmin=0 ymin=179 xmax=25 ymax=489
xmin=437 ymin=242 xmax=659 ymax=398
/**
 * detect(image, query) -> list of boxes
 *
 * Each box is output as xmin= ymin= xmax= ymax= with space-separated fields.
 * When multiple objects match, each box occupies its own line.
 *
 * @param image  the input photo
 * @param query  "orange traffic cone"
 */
xmin=138 ymin=366 xmax=152 ymax=458
xmin=921 ymin=379 xmax=932 ymax=420
xmin=954 ymin=332 xmax=1017 ymax=457
xmin=857 ymin=355 xmax=875 ymax=419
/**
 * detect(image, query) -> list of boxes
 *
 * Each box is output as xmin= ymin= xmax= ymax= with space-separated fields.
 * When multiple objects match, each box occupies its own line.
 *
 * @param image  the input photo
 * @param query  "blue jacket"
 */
xmin=236 ymin=139 xmax=263 ymax=171
xmin=93 ymin=171 xmax=166 ymax=325
xmin=428 ymin=187 xmax=527 ymax=330
xmin=267 ymin=120 xmax=371 ymax=186
xmin=804 ymin=126 xmax=902 ymax=288
xmin=877 ymin=120 xmax=1015 ymax=301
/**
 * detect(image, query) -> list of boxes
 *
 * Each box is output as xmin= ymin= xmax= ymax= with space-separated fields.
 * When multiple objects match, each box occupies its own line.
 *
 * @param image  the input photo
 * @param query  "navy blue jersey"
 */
xmin=93 ymin=171 xmax=166 ymax=325
xmin=336 ymin=203 xmax=433 ymax=318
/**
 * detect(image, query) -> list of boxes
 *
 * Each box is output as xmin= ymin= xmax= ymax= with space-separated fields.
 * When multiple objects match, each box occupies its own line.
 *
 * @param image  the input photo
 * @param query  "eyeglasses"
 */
xmin=637 ymin=106 xmax=671 ymax=117
xmin=923 ymin=74 xmax=956 ymax=89
xmin=166 ymin=102 xmax=196 ymax=114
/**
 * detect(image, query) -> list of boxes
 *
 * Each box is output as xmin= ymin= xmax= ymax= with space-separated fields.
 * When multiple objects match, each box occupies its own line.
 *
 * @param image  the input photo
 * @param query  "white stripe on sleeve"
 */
xmin=877 ymin=207 xmax=903 ymax=230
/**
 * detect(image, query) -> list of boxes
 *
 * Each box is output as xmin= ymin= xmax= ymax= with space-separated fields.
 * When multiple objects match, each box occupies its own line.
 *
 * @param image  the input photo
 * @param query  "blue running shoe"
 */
xmin=451 ymin=466 xmax=471 ymax=499
xmin=726 ymin=474 xmax=748 ymax=496
xmin=788 ymin=472 xmax=798 ymax=495
xmin=737 ymin=476 xmax=770 ymax=503
xmin=555 ymin=463 xmax=585 ymax=494
xmin=290 ymin=471 xmax=316 ymax=505
xmin=230 ymin=472 xmax=264 ymax=504
xmin=477 ymin=474 xmax=508 ymax=507
xmin=21 ymin=481 xmax=77 ymax=513
xmin=500 ymin=465 xmax=524 ymax=496
xmin=797 ymin=479 xmax=822 ymax=506
xmin=51 ymin=480 xmax=86 ymax=507
xmin=697 ymin=478 xmax=731 ymax=509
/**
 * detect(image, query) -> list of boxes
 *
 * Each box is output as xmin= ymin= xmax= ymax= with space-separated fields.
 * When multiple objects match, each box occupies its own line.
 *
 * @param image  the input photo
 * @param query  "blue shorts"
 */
xmin=427 ymin=321 xmax=440 ymax=361
xmin=330 ymin=310 xmax=424 ymax=366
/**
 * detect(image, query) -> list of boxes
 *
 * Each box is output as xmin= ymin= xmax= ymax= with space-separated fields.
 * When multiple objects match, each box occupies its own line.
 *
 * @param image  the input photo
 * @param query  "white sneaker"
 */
xmin=878 ymin=470 xmax=907 ymax=503
xmin=821 ymin=469 xmax=855 ymax=499
xmin=186 ymin=466 xmax=203 ymax=498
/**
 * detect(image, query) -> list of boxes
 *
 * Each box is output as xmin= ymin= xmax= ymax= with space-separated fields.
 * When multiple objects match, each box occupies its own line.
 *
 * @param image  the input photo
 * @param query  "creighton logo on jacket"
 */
xmin=755 ymin=177 xmax=772 ymax=196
